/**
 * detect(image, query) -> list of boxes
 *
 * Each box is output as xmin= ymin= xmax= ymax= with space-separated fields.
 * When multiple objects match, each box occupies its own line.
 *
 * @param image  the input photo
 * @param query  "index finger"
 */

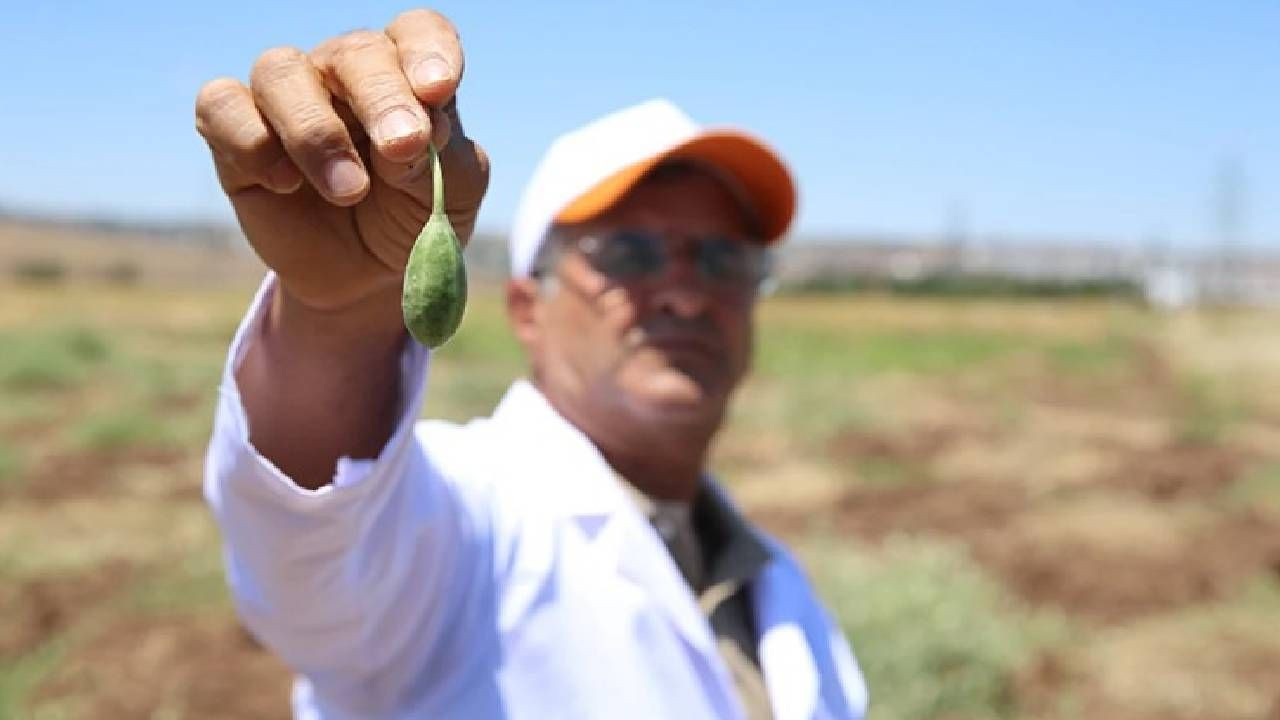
xmin=386 ymin=9 xmax=464 ymax=106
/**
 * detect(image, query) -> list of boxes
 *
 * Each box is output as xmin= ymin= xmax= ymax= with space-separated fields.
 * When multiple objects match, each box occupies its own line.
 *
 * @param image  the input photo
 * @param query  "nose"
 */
xmin=650 ymin=252 xmax=710 ymax=319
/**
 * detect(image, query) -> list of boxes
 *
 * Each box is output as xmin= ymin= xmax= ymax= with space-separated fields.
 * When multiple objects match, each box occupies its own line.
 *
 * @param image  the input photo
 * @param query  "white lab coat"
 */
xmin=204 ymin=277 xmax=868 ymax=719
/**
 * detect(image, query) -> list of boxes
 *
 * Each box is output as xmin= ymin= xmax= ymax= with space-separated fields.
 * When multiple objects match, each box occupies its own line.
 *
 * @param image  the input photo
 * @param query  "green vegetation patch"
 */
xmin=422 ymin=288 xmax=526 ymax=422
xmin=0 ymin=326 xmax=112 ymax=393
xmin=853 ymin=457 xmax=917 ymax=487
xmin=69 ymin=407 xmax=175 ymax=453
xmin=759 ymin=327 xmax=1030 ymax=378
xmin=0 ymin=442 xmax=25 ymax=490
xmin=1174 ymin=374 xmax=1242 ymax=447
xmin=767 ymin=378 xmax=879 ymax=452
xmin=0 ymin=631 xmax=72 ymax=720
xmin=427 ymin=290 xmax=523 ymax=366
xmin=426 ymin=366 xmax=518 ymax=423
xmin=1044 ymin=332 xmax=1136 ymax=376
xmin=787 ymin=273 xmax=1140 ymax=299
xmin=131 ymin=548 xmax=229 ymax=615
xmin=0 ymin=394 xmax=64 ymax=429
xmin=1226 ymin=463 xmax=1280 ymax=516
xmin=806 ymin=536 xmax=1065 ymax=720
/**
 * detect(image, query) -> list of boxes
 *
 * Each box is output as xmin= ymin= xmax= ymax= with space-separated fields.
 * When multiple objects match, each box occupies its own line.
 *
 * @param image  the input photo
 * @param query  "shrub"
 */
xmin=99 ymin=260 xmax=142 ymax=286
xmin=806 ymin=536 xmax=1064 ymax=720
xmin=11 ymin=258 xmax=67 ymax=284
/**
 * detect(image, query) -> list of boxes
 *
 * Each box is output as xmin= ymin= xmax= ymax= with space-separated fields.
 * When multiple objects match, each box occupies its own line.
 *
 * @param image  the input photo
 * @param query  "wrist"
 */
xmin=269 ymin=278 xmax=408 ymax=354
xmin=237 ymin=276 xmax=409 ymax=489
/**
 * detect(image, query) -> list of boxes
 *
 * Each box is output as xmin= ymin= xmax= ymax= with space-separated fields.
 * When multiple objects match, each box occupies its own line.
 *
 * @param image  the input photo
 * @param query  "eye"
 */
xmin=595 ymin=229 xmax=663 ymax=278
xmin=698 ymin=238 xmax=751 ymax=281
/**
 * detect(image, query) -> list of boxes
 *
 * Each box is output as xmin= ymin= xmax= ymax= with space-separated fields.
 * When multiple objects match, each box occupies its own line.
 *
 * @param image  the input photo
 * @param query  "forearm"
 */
xmin=236 ymin=280 xmax=409 ymax=490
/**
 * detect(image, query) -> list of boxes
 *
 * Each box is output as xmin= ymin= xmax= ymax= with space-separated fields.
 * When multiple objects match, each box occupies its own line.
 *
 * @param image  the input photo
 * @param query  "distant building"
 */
xmin=776 ymin=236 xmax=1280 ymax=308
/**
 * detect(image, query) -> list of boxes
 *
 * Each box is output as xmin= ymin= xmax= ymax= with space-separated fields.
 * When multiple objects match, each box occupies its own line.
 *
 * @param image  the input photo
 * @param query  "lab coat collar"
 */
xmin=489 ymin=378 xmax=628 ymax=522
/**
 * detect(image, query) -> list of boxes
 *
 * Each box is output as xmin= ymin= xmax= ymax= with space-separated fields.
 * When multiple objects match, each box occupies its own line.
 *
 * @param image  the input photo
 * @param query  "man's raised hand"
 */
xmin=194 ymin=8 xmax=489 ymax=313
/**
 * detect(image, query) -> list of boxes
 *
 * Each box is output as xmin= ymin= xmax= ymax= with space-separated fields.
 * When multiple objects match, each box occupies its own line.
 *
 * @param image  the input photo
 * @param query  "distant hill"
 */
xmin=0 ymin=207 xmax=244 ymax=250
xmin=0 ymin=213 xmax=262 ymax=288
xmin=0 ymin=211 xmax=518 ymax=288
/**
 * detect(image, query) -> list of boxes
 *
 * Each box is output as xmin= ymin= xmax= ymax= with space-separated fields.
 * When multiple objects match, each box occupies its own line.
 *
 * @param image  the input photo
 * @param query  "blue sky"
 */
xmin=2 ymin=2 xmax=1276 ymax=248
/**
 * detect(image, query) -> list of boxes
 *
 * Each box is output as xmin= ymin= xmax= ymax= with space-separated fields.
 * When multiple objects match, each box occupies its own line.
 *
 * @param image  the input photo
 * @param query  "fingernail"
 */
xmin=323 ymin=156 xmax=366 ymax=198
xmin=377 ymin=108 xmax=422 ymax=146
xmin=413 ymin=56 xmax=451 ymax=88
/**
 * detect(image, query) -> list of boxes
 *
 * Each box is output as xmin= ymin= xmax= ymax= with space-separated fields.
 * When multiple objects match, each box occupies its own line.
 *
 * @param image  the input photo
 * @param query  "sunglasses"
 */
xmin=546 ymin=228 xmax=772 ymax=290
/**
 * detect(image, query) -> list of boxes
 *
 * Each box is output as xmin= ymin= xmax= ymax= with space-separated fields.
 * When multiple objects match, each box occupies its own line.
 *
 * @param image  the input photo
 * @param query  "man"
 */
xmin=198 ymin=9 xmax=866 ymax=719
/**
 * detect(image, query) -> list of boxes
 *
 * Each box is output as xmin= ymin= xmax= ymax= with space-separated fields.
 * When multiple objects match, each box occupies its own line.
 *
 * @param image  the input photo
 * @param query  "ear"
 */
xmin=505 ymin=277 xmax=543 ymax=354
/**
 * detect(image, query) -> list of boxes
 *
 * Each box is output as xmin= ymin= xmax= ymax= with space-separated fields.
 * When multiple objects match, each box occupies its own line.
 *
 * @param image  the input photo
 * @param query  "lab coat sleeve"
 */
xmin=202 ymin=274 xmax=495 ymax=716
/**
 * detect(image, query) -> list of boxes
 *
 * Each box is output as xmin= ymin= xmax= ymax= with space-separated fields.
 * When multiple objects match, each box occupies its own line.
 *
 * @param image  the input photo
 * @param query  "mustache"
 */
xmin=624 ymin=316 xmax=721 ymax=350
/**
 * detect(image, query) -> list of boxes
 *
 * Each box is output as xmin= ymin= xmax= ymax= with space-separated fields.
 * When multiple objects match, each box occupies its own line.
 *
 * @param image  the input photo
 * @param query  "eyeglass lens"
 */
xmin=582 ymin=229 xmax=764 ymax=287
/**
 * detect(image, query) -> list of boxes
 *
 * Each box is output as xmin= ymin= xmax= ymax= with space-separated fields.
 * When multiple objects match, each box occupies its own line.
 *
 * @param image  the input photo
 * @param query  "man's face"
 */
xmin=521 ymin=167 xmax=762 ymax=432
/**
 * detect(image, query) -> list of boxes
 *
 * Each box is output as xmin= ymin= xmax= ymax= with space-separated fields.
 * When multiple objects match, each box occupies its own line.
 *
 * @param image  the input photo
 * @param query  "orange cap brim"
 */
xmin=554 ymin=131 xmax=796 ymax=244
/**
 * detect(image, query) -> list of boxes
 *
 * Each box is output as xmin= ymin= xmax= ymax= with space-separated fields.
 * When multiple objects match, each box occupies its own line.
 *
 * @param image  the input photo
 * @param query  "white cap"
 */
xmin=508 ymin=98 xmax=796 ymax=277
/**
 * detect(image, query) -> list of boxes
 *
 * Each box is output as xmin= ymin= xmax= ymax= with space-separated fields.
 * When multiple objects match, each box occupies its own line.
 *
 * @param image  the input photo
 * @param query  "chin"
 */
xmin=626 ymin=371 xmax=725 ymax=425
